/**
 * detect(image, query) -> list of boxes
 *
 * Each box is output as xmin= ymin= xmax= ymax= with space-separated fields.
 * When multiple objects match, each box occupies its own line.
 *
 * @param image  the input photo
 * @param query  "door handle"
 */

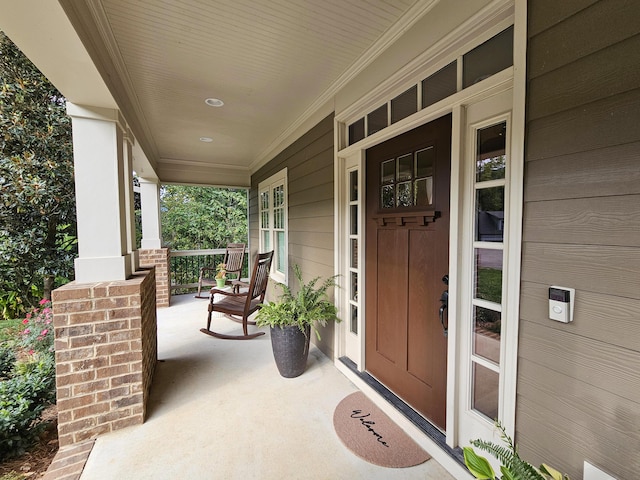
xmin=439 ymin=289 xmax=448 ymax=337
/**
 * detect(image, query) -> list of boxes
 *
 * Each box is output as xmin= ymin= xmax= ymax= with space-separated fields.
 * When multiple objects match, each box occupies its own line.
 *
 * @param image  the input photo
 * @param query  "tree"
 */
xmin=0 ymin=31 xmax=76 ymax=313
xmin=160 ymin=185 xmax=247 ymax=250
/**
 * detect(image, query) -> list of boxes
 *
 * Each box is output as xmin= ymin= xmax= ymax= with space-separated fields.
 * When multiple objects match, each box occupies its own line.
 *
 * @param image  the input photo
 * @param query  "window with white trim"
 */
xmin=259 ymin=168 xmax=288 ymax=283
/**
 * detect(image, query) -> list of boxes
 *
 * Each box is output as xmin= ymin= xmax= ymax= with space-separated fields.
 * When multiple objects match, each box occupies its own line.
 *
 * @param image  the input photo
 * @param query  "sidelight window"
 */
xmin=469 ymin=120 xmax=507 ymax=421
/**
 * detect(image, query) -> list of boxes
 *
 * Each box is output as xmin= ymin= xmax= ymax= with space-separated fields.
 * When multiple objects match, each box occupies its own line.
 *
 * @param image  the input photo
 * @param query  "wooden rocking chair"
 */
xmin=195 ymin=243 xmax=245 ymax=298
xmin=200 ymin=250 xmax=274 ymax=340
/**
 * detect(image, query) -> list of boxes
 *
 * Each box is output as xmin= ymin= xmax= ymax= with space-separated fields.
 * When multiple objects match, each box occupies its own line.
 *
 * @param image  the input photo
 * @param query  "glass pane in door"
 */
xmin=474 ymin=249 xmax=502 ymax=303
xmin=472 ymin=362 xmax=499 ymax=420
xmin=473 ymin=306 xmax=501 ymax=364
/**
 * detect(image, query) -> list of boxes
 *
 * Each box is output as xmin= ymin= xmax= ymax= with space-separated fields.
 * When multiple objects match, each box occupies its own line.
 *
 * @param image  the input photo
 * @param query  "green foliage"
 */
xmin=464 ymin=421 xmax=570 ymax=480
xmin=0 ymin=346 xmax=15 ymax=379
xmin=0 ymin=353 xmax=56 ymax=461
xmin=0 ymin=31 xmax=76 ymax=315
xmin=256 ymin=264 xmax=340 ymax=340
xmin=160 ymin=185 xmax=248 ymax=250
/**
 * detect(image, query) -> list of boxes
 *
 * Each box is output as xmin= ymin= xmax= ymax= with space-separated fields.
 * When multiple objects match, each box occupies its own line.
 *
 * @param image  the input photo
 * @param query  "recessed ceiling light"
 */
xmin=199 ymin=137 xmax=213 ymax=143
xmin=205 ymin=98 xmax=224 ymax=107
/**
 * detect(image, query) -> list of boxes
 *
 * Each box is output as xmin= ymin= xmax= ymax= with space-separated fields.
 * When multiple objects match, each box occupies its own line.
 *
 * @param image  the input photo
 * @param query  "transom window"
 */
xmin=259 ymin=168 xmax=288 ymax=283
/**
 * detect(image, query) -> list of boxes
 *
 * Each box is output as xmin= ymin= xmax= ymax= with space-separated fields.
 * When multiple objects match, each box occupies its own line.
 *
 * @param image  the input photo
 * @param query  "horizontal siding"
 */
xmin=250 ymin=113 xmax=336 ymax=357
xmin=520 ymin=282 xmax=640 ymax=352
xmin=527 ymin=33 xmax=640 ymax=120
xmin=519 ymin=2 xmax=640 ymax=478
xmin=523 ymin=195 xmax=640 ymax=246
xmin=521 ymin=242 xmax=640 ymax=299
xmin=528 ymin=0 xmax=639 ymax=78
xmin=526 ymin=87 xmax=640 ymax=162
xmin=519 ymin=321 xmax=640 ymax=403
xmin=524 ymin=141 xmax=640 ymax=201
xmin=526 ymin=0 xmax=598 ymax=37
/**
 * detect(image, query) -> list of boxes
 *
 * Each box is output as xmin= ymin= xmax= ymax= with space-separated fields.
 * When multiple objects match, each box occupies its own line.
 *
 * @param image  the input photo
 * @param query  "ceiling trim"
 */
xmin=249 ymin=0 xmax=441 ymax=174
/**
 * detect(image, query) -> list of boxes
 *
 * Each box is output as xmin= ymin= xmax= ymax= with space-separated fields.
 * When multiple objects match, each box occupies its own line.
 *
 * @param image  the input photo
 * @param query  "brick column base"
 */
xmin=51 ymin=269 xmax=157 ymax=447
xmin=139 ymin=248 xmax=170 ymax=307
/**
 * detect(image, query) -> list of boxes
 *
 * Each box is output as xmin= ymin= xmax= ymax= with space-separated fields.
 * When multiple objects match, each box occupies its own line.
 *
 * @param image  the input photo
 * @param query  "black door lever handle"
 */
xmin=439 ymin=290 xmax=448 ymax=337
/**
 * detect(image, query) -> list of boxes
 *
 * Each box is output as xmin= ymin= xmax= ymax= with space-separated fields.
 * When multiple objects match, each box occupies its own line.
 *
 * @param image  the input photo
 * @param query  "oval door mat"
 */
xmin=333 ymin=391 xmax=431 ymax=468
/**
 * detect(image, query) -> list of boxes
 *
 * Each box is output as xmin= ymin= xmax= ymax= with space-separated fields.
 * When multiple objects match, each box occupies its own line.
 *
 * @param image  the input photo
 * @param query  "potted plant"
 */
xmin=256 ymin=264 xmax=340 ymax=378
xmin=215 ymin=263 xmax=227 ymax=288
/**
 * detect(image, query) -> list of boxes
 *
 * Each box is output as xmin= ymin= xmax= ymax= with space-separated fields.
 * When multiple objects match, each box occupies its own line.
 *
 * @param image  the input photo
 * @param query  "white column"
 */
xmin=67 ymin=103 xmax=132 ymax=283
xmin=123 ymin=128 xmax=140 ymax=272
xmin=139 ymin=177 xmax=163 ymax=249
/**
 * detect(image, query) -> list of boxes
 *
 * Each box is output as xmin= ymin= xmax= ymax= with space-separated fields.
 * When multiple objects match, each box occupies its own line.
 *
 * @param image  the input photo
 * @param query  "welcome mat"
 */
xmin=333 ymin=391 xmax=431 ymax=468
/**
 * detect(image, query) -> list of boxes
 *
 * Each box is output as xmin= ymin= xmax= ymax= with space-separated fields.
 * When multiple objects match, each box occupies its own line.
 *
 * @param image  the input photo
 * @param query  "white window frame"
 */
xmin=259 ymin=168 xmax=288 ymax=284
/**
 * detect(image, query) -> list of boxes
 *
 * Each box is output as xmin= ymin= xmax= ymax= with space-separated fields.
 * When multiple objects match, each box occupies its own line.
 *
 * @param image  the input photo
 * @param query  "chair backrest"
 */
xmin=246 ymin=251 xmax=274 ymax=303
xmin=223 ymin=243 xmax=245 ymax=278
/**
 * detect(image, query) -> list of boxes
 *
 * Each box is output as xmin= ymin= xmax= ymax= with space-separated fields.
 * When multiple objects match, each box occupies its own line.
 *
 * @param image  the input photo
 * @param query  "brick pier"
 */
xmin=139 ymin=248 xmax=170 ymax=307
xmin=51 ymin=269 xmax=157 ymax=447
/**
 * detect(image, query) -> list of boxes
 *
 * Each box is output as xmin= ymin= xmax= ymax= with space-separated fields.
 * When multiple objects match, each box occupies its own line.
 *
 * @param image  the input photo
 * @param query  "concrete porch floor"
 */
xmin=78 ymin=294 xmax=456 ymax=479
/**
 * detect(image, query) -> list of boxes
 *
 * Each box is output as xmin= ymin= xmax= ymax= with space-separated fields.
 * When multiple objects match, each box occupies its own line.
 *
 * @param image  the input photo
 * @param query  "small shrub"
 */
xmin=19 ymin=300 xmax=54 ymax=355
xmin=0 ymin=346 xmax=16 ymax=379
xmin=0 ymin=353 xmax=56 ymax=461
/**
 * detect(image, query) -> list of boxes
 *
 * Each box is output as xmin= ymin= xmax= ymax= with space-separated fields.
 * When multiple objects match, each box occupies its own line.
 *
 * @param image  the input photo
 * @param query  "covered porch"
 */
xmin=47 ymin=294 xmax=457 ymax=479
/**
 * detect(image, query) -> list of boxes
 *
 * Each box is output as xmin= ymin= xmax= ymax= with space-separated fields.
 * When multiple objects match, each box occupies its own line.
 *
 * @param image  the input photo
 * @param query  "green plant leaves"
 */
xmin=463 ymin=446 xmax=496 ymax=479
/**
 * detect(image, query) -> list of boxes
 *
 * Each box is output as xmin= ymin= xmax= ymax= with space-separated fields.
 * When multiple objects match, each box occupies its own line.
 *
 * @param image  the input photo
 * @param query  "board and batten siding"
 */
xmin=249 ymin=113 xmax=336 ymax=356
xmin=519 ymin=1 xmax=640 ymax=479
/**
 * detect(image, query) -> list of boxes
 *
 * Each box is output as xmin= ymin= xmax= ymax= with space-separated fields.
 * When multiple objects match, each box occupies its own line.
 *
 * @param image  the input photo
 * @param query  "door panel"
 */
xmin=365 ymin=114 xmax=451 ymax=430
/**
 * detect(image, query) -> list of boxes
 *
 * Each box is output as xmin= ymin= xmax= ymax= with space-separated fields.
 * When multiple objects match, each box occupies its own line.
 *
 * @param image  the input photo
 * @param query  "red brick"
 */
xmin=68 ymin=310 xmax=106 ymax=325
xmin=96 ymin=364 xmax=129 ymax=379
xmin=112 ymin=415 xmax=143 ymax=431
xmin=57 ymin=393 xmax=96 ymax=411
xmin=94 ymin=319 xmax=129 ymax=333
xmin=96 ymin=342 xmax=130 ymax=357
xmin=96 ymin=386 xmax=130 ymax=402
xmin=72 ymin=379 xmax=109 ymax=396
xmin=56 ymin=386 xmax=71 ymax=399
xmin=108 ymin=330 xmax=135 ymax=342
xmin=58 ymin=410 xmax=73 ymax=424
xmin=110 ymin=352 xmax=141 ymax=365
xmin=56 ymin=347 xmax=95 ymax=363
xmin=52 ymin=286 xmax=92 ymax=302
xmin=107 ymin=307 xmax=141 ymax=320
xmin=70 ymin=334 xmax=107 ymax=348
xmin=112 ymin=393 xmax=142 ymax=409
xmin=58 ymin=417 xmax=96 ymax=435
xmin=55 ymin=301 xmax=93 ymax=314
xmin=95 ymin=297 xmax=130 ymax=310
xmin=73 ymin=402 xmax=110 ymax=420
xmin=58 ymin=325 xmax=94 ymax=337
xmin=57 ymin=370 xmax=95 ymax=387
xmin=97 ymin=409 xmax=132 ymax=424
xmin=57 ymin=433 xmax=74 ymax=448
xmin=111 ymin=372 xmax=142 ymax=387
xmin=71 ymin=357 xmax=108 ymax=372
xmin=74 ymin=424 xmax=110 ymax=443
xmin=107 ymin=284 xmax=140 ymax=296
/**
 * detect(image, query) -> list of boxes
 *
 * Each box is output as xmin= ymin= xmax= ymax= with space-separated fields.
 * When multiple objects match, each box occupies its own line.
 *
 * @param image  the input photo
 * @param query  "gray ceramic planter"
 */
xmin=270 ymin=324 xmax=311 ymax=378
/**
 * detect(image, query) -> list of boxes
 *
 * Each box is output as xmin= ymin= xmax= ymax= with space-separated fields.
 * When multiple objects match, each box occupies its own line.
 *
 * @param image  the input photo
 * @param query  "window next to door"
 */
xmin=259 ymin=168 xmax=288 ymax=283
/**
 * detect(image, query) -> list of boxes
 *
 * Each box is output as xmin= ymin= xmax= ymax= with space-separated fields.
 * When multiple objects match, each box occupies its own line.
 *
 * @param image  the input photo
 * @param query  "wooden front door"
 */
xmin=365 ymin=114 xmax=451 ymax=429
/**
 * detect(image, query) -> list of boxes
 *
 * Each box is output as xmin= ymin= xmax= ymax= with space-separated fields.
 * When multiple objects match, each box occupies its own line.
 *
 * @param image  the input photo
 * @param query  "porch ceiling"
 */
xmin=53 ymin=0 xmax=429 ymax=185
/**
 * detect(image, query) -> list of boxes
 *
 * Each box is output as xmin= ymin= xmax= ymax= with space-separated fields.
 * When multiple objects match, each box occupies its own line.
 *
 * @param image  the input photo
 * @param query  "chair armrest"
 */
xmin=209 ymin=287 xmax=248 ymax=298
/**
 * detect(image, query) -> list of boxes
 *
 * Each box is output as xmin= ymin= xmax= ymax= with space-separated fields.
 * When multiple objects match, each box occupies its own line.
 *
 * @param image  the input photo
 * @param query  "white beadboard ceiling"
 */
xmin=59 ymin=0 xmax=422 ymax=183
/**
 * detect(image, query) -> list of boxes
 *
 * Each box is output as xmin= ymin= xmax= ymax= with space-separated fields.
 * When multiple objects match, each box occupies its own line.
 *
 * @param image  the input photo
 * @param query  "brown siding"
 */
xmin=519 ymin=2 xmax=640 ymax=478
xmin=250 ymin=113 xmax=336 ymax=356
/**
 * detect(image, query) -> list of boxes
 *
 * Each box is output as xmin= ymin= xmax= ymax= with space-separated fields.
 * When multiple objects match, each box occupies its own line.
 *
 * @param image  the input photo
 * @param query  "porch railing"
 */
xmin=169 ymin=248 xmax=249 ymax=295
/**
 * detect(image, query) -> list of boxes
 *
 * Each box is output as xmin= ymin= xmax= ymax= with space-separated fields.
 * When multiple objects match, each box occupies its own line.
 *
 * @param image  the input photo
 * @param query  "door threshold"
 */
xmin=338 ymin=356 xmax=465 ymax=469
